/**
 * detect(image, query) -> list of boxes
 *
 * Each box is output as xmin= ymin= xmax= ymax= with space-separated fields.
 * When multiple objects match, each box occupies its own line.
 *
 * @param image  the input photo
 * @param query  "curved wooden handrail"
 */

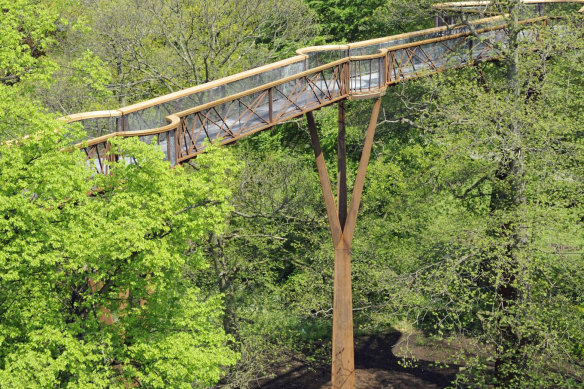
xmin=62 ymin=14 xmax=510 ymax=125
xmin=62 ymin=1 xmax=583 ymax=170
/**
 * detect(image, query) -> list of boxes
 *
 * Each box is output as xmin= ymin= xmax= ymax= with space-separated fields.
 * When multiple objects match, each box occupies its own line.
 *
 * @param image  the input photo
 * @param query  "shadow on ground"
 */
xmin=256 ymin=331 xmax=459 ymax=389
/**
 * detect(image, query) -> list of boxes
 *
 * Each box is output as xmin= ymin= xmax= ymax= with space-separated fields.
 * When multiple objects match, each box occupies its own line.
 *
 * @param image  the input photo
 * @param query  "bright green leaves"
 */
xmin=306 ymin=0 xmax=387 ymax=41
xmin=0 ymin=0 xmax=60 ymax=84
xmin=0 ymin=0 xmax=117 ymax=119
xmin=0 ymin=83 xmax=64 ymax=141
xmin=127 ymin=291 xmax=238 ymax=388
xmin=0 ymin=128 xmax=239 ymax=387
xmin=306 ymin=0 xmax=442 ymax=42
xmin=0 ymin=327 xmax=114 ymax=389
xmin=67 ymin=50 xmax=114 ymax=101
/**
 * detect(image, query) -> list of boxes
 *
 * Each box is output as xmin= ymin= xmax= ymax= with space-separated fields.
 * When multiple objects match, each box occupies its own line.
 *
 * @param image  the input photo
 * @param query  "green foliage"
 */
xmin=0 ymin=0 xmax=61 ymax=141
xmin=305 ymin=0 xmax=442 ymax=42
xmin=0 ymin=0 xmax=60 ymax=85
xmin=306 ymin=0 xmax=387 ymax=41
xmin=2 ymin=1 xmax=584 ymax=388
xmin=0 ymin=0 xmax=115 ymax=128
xmin=0 ymin=85 xmax=61 ymax=141
xmin=372 ymin=0 xmax=440 ymax=33
xmin=63 ymin=0 xmax=317 ymax=105
xmin=395 ymin=14 xmax=584 ymax=385
xmin=0 ymin=125 xmax=239 ymax=387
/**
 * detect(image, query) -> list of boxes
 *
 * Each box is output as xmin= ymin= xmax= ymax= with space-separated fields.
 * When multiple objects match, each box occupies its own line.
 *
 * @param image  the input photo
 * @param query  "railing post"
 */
xmin=386 ymin=51 xmax=394 ymax=85
xmin=176 ymin=117 xmax=184 ymax=162
xmin=269 ymin=87 xmax=274 ymax=124
xmin=176 ymin=121 xmax=182 ymax=163
xmin=121 ymin=115 xmax=128 ymax=132
xmin=378 ymin=57 xmax=383 ymax=87
xmin=343 ymin=62 xmax=350 ymax=95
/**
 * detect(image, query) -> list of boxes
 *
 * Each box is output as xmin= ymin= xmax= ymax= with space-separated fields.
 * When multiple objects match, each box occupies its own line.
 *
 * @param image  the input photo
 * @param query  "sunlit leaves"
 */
xmin=0 ymin=126 xmax=239 ymax=387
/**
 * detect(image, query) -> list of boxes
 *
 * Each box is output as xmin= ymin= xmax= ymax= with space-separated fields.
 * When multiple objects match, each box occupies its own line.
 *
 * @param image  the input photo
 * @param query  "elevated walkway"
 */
xmin=61 ymin=1 xmax=583 ymax=173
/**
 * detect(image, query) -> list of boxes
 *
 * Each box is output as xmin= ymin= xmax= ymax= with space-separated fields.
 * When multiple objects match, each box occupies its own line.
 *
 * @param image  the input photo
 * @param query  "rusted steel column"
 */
xmin=306 ymin=109 xmax=353 ymax=389
xmin=306 ymin=111 xmax=342 ymax=245
xmin=333 ymin=99 xmax=354 ymax=389
xmin=337 ymin=101 xmax=348 ymax=229
xmin=344 ymin=98 xmax=382 ymax=248
xmin=332 ymin=237 xmax=355 ymax=389
xmin=306 ymin=98 xmax=382 ymax=389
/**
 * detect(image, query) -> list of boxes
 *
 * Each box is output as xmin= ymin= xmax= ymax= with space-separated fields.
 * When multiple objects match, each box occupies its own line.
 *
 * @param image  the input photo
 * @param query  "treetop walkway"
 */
xmin=63 ymin=1 xmax=583 ymax=174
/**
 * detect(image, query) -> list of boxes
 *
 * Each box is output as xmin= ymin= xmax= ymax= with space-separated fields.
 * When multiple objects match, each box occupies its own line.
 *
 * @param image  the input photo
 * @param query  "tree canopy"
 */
xmin=0 ymin=122 xmax=239 ymax=387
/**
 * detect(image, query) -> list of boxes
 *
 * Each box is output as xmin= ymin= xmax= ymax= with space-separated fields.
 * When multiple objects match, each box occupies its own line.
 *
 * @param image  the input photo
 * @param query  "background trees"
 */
xmin=61 ymin=0 xmax=317 ymax=106
xmin=215 ymin=3 xmax=584 ymax=387
xmin=0 ymin=0 xmax=62 ymax=140
xmin=0 ymin=0 xmax=114 ymax=139
xmin=408 ymin=4 xmax=584 ymax=385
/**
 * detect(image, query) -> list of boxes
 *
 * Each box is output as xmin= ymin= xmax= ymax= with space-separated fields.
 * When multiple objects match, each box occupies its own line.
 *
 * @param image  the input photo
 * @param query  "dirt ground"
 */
xmin=255 ymin=331 xmax=466 ymax=389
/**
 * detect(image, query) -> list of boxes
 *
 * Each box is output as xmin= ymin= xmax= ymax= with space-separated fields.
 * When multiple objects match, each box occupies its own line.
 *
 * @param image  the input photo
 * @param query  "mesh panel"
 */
xmin=73 ymin=12 xmax=548 ymax=166
xmin=79 ymin=117 xmax=118 ymax=139
xmin=306 ymin=50 xmax=348 ymax=69
xmin=350 ymin=59 xmax=383 ymax=92
xmin=122 ymin=61 xmax=306 ymax=132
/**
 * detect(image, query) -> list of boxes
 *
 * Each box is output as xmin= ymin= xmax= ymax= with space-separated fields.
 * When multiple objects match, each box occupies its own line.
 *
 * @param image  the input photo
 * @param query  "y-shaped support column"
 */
xmin=306 ymin=98 xmax=382 ymax=389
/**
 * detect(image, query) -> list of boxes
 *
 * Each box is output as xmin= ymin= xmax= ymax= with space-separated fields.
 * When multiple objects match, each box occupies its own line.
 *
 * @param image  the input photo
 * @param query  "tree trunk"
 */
xmin=210 ymin=233 xmax=238 ymax=338
xmin=491 ymin=1 xmax=529 ymax=385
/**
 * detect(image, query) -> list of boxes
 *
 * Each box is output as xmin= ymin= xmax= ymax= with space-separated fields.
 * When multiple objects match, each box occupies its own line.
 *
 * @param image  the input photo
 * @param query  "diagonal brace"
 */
xmin=344 ymin=98 xmax=381 ymax=247
xmin=306 ymin=111 xmax=343 ymax=247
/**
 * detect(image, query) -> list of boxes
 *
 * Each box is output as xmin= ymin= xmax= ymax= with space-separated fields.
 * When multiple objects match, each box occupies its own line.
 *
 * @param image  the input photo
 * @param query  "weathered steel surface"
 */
xmin=306 ymin=98 xmax=381 ymax=388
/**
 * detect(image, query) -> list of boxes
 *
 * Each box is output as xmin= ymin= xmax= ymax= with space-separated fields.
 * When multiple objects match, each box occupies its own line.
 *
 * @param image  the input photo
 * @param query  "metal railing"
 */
xmin=62 ymin=1 xmax=584 ymax=172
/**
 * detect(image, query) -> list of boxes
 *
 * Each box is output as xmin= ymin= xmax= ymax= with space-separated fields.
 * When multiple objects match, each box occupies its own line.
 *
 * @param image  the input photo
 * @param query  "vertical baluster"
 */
xmin=269 ymin=87 xmax=274 ymax=124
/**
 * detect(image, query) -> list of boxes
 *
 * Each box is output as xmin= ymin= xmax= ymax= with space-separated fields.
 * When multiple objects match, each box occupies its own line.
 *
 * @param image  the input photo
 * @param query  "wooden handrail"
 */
xmin=62 ymin=1 xmax=583 ymax=168
xmin=64 ymin=14 xmax=510 ymax=127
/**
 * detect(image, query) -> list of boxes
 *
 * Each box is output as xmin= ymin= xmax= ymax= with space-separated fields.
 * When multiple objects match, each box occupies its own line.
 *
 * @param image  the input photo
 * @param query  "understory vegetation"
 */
xmin=0 ymin=0 xmax=583 ymax=388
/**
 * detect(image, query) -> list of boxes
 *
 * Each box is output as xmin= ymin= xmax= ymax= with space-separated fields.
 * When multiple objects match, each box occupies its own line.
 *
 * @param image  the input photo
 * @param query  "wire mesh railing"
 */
xmin=61 ymin=1 xmax=584 ymax=173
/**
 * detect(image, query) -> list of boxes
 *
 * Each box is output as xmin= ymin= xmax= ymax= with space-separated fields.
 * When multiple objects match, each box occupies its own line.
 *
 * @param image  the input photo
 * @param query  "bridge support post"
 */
xmin=337 ymin=100 xmax=348 ymax=227
xmin=306 ymin=98 xmax=381 ymax=389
